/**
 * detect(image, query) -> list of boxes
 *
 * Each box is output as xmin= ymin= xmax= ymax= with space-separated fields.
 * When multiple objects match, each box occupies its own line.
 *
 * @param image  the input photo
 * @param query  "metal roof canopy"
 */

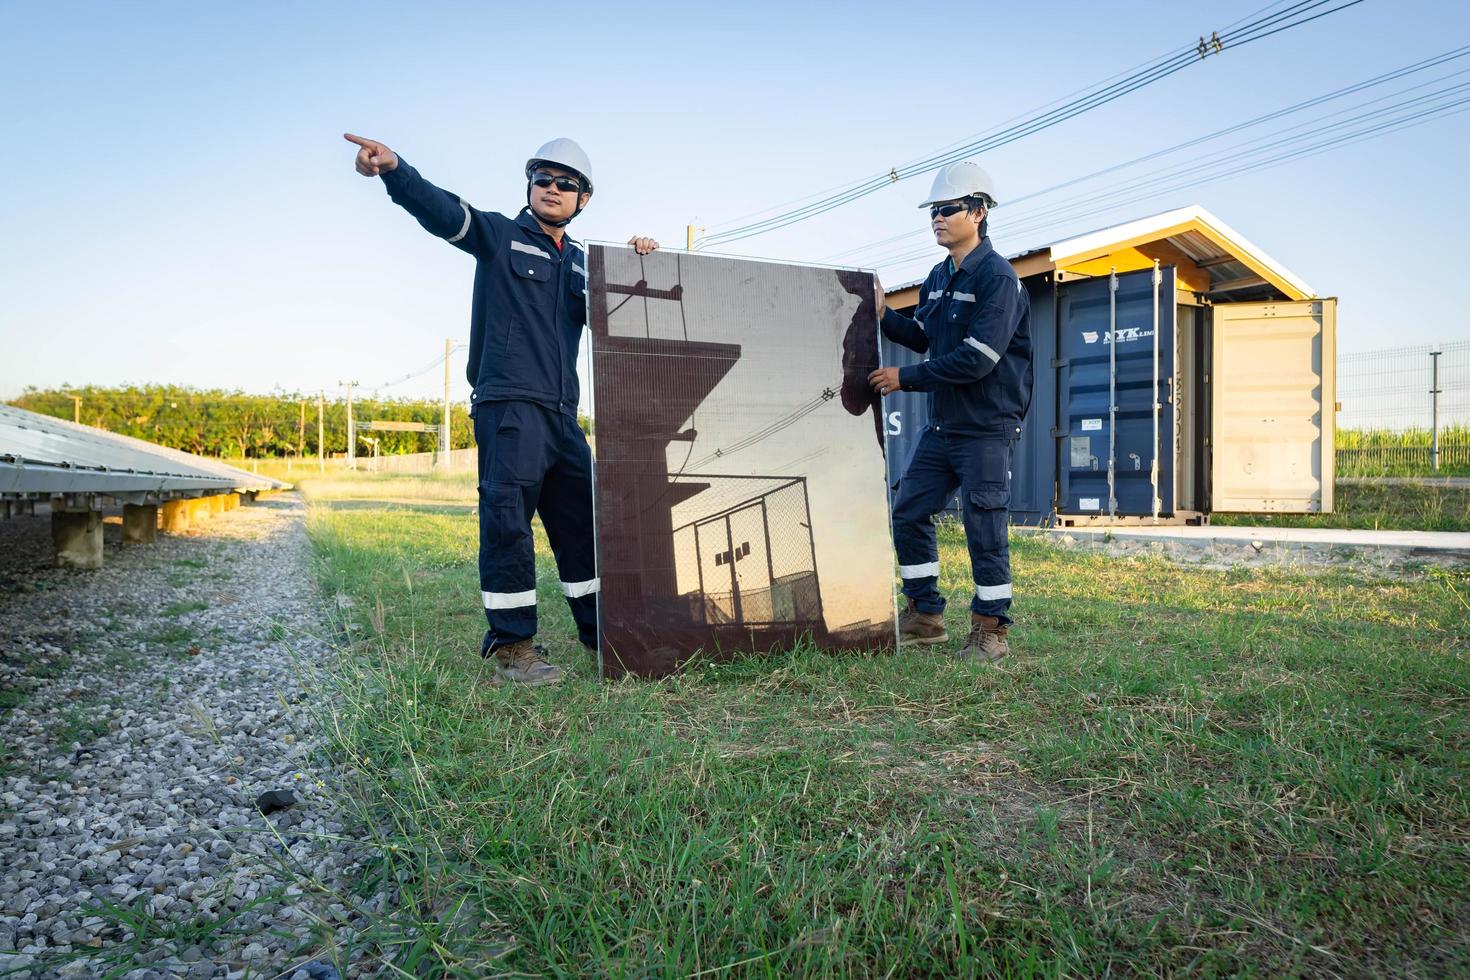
xmin=0 ymin=403 xmax=290 ymax=502
xmin=888 ymin=204 xmax=1317 ymax=305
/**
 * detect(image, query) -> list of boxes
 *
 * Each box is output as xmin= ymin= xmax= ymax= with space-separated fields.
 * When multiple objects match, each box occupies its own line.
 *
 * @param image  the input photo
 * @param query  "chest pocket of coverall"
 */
xmin=510 ymin=249 xmax=555 ymax=309
xmin=947 ymin=291 xmax=979 ymax=327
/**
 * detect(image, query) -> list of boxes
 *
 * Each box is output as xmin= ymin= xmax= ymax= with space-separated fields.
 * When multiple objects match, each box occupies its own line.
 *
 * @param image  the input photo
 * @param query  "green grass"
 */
xmin=55 ymin=705 xmax=111 ymax=748
xmin=1213 ymin=480 xmax=1470 ymax=532
xmin=299 ymin=474 xmax=1470 ymax=976
xmin=144 ymin=624 xmax=196 ymax=649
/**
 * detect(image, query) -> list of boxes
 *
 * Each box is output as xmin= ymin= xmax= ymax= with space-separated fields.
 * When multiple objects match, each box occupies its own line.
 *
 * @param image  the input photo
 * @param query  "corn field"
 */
xmin=1336 ymin=342 xmax=1469 ymax=476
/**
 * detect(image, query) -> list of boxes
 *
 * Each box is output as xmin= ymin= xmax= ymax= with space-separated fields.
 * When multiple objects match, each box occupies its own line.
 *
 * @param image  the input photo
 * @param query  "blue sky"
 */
xmin=2 ymin=0 xmax=1467 ymax=406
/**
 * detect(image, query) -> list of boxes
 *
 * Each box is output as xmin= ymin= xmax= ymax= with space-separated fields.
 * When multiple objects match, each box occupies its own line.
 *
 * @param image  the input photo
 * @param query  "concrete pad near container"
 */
xmin=1029 ymin=523 xmax=1470 ymax=573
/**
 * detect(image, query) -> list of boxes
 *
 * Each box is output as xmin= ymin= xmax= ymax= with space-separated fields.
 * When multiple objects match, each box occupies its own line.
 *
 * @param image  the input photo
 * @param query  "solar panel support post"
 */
xmin=122 ymin=504 xmax=158 ymax=544
xmin=52 ymin=507 xmax=103 ymax=570
xmin=161 ymin=499 xmax=190 ymax=533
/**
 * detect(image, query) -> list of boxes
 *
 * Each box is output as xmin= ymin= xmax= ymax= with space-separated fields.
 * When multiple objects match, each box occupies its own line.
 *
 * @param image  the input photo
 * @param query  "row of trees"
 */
xmin=12 ymin=385 xmax=476 ymax=459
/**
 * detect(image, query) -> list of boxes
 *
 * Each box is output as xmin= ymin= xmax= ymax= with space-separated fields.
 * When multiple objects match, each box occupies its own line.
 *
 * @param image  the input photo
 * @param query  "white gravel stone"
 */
xmin=0 ymin=496 xmax=387 ymax=976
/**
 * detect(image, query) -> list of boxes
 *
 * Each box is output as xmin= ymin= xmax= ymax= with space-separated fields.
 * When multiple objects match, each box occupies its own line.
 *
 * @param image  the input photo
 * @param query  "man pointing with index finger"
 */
xmin=345 ymin=132 xmax=657 ymax=685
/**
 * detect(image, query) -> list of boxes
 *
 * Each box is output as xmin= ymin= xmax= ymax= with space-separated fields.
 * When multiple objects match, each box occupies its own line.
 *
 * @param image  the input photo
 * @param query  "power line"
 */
xmin=699 ymin=0 xmax=1367 ymax=247
xmin=992 ymin=80 xmax=1470 ymax=241
xmin=380 ymin=343 xmax=468 ymax=389
xmin=702 ymin=1 xmax=1303 ymax=241
xmin=867 ymin=83 xmax=1470 ymax=272
xmin=822 ymin=44 xmax=1470 ymax=265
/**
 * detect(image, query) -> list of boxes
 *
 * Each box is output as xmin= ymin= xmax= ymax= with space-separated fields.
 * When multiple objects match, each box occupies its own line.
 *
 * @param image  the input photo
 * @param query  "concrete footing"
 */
xmin=208 ymin=495 xmax=226 ymax=516
xmin=161 ymin=499 xmax=191 ymax=534
xmin=188 ymin=498 xmax=213 ymax=524
xmin=52 ymin=510 xmax=103 ymax=569
xmin=224 ymin=492 xmax=240 ymax=511
xmin=122 ymin=504 xmax=158 ymax=543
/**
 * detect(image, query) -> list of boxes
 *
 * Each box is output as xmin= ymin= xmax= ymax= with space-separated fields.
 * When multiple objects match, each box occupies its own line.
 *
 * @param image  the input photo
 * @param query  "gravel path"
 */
xmin=0 ymin=495 xmax=377 ymax=978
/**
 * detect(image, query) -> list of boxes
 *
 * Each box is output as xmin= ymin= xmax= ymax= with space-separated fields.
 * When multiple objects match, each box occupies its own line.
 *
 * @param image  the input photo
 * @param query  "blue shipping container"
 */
xmin=882 ymin=268 xmax=1176 ymax=527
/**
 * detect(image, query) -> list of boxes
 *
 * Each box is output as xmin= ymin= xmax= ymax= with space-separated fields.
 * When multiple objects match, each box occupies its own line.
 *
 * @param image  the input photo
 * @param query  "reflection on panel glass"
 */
xmin=589 ymin=245 xmax=896 ymax=678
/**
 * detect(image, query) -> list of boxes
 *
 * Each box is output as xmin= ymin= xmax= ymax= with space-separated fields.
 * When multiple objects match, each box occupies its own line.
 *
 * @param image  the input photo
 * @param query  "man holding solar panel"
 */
xmin=868 ymin=161 xmax=1034 ymax=663
xmin=345 ymin=132 xmax=657 ymax=686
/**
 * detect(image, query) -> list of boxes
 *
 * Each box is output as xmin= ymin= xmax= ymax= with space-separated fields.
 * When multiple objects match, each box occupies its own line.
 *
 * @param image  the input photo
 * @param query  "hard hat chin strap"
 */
xmin=526 ymin=185 xmax=585 ymax=228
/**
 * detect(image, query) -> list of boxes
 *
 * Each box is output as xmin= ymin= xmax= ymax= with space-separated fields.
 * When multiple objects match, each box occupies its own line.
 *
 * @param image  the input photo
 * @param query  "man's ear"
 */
xmin=579 ymin=191 xmax=592 ymax=209
xmin=972 ymin=207 xmax=987 ymax=228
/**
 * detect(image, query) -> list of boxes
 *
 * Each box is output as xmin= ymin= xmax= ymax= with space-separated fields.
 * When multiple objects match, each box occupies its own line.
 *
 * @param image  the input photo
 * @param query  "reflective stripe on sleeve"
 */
xmin=448 ymin=199 xmax=473 ymax=243
xmin=964 ymin=337 xmax=1001 ymax=363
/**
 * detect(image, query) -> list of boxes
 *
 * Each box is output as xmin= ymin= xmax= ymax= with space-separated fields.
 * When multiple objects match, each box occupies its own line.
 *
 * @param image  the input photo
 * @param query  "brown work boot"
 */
xmin=957 ymin=614 xmax=1009 ymax=662
xmin=491 ymin=638 xmax=564 ymax=686
xmin=898 ymin=599 xmax=948 ymax=645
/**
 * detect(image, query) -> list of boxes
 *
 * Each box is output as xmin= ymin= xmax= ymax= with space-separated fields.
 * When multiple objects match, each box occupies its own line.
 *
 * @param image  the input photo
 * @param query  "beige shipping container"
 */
xmin=882 ymin=205 xmax=1337 ymax=523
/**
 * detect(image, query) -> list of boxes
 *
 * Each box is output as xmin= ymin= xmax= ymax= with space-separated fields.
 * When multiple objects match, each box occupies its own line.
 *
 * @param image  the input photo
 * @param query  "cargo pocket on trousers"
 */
xmin=966 ymin=488 xmax=1009 ymax=553
xmin=487 ymin=483 xmax=526 ymax=551
xmin=967 ymin=440 xmax=1011 ymax=553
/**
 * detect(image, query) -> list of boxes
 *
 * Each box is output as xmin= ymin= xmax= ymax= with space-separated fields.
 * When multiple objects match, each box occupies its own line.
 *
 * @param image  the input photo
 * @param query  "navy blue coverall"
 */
xmin=882 ymin=236 xmax=1033 ymax=624
xmin=380 ymin=159 xmax=598 ymax=653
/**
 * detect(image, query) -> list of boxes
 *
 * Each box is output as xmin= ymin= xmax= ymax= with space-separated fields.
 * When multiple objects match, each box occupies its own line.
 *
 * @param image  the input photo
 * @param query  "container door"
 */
xmin=1057 ymin=266 xmax=1177 ymax=518
xmin=1210 ymin=299 xmax=1336 ymax=513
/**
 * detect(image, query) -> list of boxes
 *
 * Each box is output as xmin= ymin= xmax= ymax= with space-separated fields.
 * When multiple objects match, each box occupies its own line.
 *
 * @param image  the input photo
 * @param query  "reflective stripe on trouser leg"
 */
xmin=475 ymin=403 xmax=548 ymax=653
xmin=480 ymin=481 xmax=539 ymax=648
xmin=538 ymin=415 xmax=600 ymax=650
xmin=968 ymin=513 xmax=1012 ymax=624
xmin=891 ymin=429 xmax=960 ymax=615
xmin=960 ymin=439 xmax=1014 ymax=626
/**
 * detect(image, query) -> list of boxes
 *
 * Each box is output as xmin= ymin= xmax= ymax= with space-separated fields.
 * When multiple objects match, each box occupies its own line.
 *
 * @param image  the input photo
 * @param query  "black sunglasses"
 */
xmin=530 ymin=171 xmax=582 ymax=193
xmin=929 ymin=202 xmax=970 ymax=220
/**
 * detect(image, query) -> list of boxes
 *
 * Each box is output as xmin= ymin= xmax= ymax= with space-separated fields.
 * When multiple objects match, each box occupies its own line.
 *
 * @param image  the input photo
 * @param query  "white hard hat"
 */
xmin=917 ymin=161 xmax=997 ymax=209
xmin=526 ymin=138 xmax=593 ymax=194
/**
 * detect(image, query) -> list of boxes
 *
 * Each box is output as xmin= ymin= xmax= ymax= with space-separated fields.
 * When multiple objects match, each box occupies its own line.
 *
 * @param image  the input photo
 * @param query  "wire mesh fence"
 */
xmin=1336 ymin=341 xmax=1470 ymax=476
xmin=671 ymin=476 xmax=820 ymax=629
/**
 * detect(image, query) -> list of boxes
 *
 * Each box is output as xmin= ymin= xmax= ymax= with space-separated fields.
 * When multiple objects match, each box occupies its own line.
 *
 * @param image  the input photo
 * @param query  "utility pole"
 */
xmin=1430 ymin=349 xmax=1443 ymax=472
xmin=317 ymin=391 xmax=325 ymax=474
xmin=297 ymin=399 xmax=306 ymax=460
xmin=339 ymin=380 xmax=359 ymax=470
xmin=441 ymin=337 xmax=452 ymax=461
xmin=686 ymin=223 xmax=705 ymax=251
xmin=69 ymin=394 xmax=81 ymax=424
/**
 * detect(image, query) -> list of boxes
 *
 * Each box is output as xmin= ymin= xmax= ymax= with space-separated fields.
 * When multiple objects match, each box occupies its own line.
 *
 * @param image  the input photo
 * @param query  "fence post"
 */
xmin=1430 ymin=349 xmax=1442 ymax=472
